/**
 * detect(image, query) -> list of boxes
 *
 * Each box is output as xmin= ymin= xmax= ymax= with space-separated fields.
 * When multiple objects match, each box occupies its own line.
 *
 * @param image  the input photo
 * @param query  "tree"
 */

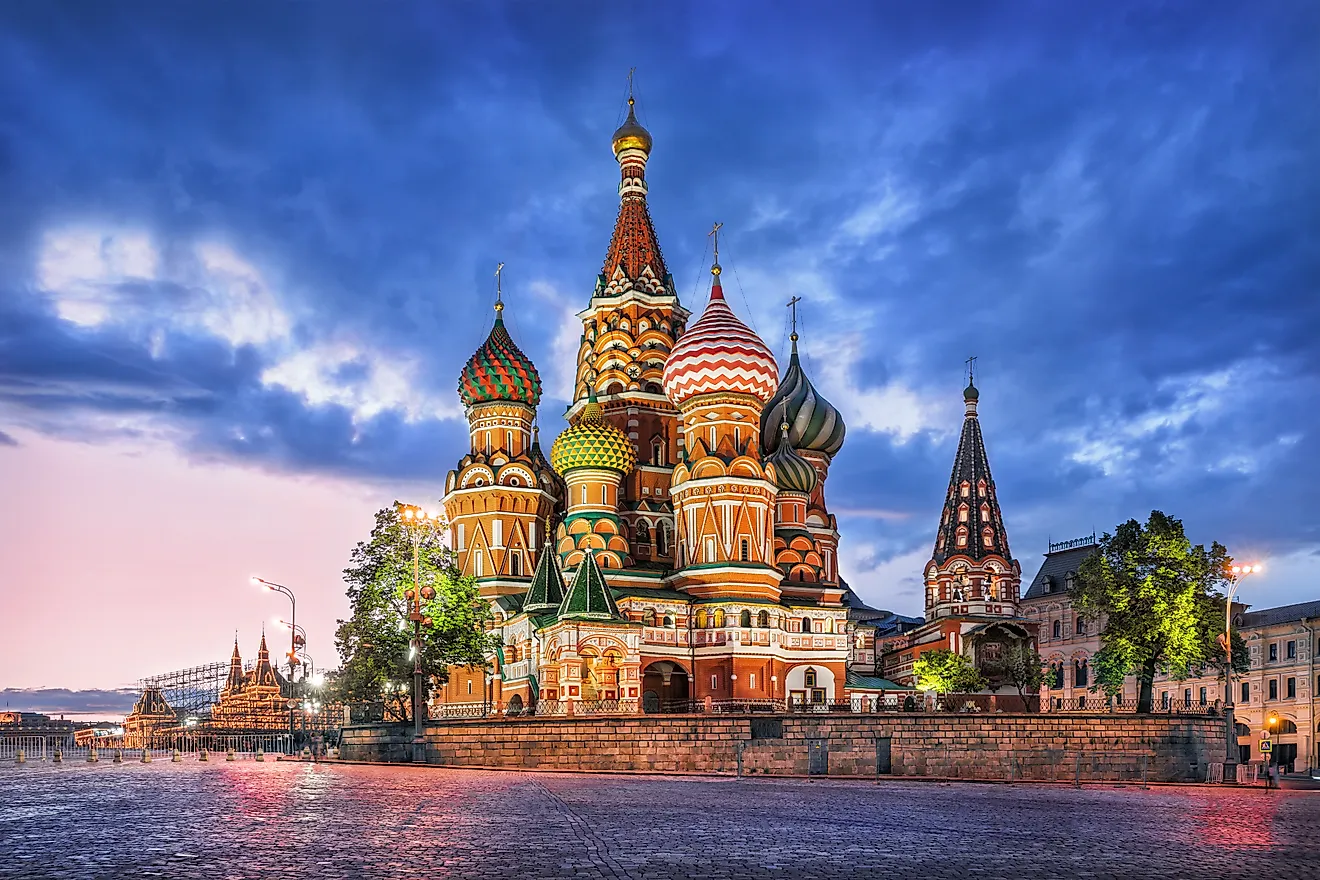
xmin=331 ymin=504 xmax=498 ymax=721
xmin=990 ymin=642 xmax=1045 ymax=709
xmin=1073 ymin=510 xmax=1249 ymax=713
xmin=913 ymin=648 xmax=987 ymax=695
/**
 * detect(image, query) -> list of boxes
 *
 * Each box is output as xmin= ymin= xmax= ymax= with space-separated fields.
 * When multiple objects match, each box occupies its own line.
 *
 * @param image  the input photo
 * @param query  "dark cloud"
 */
xmin=0 ymin=1 xmax=1316 ymax=612
xmin=0 ymin=687 xmax=138 ymax=715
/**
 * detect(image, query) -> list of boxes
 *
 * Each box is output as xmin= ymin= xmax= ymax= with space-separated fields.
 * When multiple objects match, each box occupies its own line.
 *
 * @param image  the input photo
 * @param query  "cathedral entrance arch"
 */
xmin=641 ymin=661 xmax=690 ymax=712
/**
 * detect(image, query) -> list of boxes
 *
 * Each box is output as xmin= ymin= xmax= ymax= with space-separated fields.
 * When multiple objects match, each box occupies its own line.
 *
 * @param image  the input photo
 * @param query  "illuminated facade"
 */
xmin=434 ymin=95 xmax=910 ymax=714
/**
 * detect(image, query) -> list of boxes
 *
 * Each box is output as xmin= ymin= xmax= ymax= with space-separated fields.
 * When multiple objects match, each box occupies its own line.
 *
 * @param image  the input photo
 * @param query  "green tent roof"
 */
xmin=558 ymin=551 xmax=624 ymax=621
xmin=522 ymin=543 xmax=566 ymax=614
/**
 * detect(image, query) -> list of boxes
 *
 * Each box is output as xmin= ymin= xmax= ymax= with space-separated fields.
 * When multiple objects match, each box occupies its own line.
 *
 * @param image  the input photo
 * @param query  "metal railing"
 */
xmin=431 ymin=702 xmax=488 ymax=719
xmin=1 ymin=733 xmax=292 ymax=760
xmin=576 ymin=699 xmax=638 ymax=716
xmin=1043 ymin=695 xmax=1225 ymax=715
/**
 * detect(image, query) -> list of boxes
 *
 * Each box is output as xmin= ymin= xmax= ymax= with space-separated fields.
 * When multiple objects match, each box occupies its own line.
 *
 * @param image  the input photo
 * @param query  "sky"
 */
xmin=1 ymin=1 xmax=1317 ymax=698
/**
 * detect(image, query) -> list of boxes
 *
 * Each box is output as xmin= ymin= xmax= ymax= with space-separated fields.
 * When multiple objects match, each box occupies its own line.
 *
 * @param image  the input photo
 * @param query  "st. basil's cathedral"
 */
xmin=432 ymin=95 xmax=1034 ymax=714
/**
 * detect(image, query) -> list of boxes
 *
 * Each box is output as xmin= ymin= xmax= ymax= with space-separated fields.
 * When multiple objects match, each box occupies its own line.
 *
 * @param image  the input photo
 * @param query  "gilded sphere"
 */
xmin=611 ymin=99 xmax=653 ymax=157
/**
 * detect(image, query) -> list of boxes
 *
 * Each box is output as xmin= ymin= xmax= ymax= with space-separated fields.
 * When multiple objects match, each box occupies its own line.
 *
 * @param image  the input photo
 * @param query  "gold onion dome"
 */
xmin=766 ymin=423 xmax=819 ymax=494
xmin=550 ymin=390 xmax=638 ymax=474
xmin=611 ymin=97 xmax=653 ymax=157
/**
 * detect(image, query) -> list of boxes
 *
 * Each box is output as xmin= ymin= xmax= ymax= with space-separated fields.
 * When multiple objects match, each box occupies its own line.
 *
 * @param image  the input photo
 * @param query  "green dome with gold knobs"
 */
xmin=550 ymin=391 xmax=638 ymax=475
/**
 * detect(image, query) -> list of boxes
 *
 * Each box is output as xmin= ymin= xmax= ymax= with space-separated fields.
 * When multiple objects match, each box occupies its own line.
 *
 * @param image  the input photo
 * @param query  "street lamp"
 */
xmin=253 ymin=576 xmax=298 ymax=749
xmin=398 ymin=504 xmax=442 ymax=757
xmin=1222 ymin=563 xmax=1261 ymax=712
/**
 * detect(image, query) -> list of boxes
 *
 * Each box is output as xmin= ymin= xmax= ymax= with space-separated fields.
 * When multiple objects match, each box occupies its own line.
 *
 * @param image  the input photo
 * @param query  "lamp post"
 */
xmin=398 ymin=504 xmax=441 ymax=759
xmin=1222 ymin=563 xmax=1261 ymax=711
xmin=253 ymin=576 xmax=298 ymax=748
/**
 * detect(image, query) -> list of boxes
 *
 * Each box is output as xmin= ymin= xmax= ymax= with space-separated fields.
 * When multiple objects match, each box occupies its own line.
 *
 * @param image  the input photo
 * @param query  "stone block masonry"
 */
xmin=339 ymin=713 xmax=1226 ymax=783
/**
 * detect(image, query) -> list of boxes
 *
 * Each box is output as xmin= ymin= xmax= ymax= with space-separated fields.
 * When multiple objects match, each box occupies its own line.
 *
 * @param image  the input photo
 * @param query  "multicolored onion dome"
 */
xmin=612 ymin=97 xmax=653 ymax=157
xmin=550 ymin=391 xmax=638 ymax=474
xmin=766 ymin=423 xmax=818 ymax=494
xmin=760 ymin=335 xmax=845 ymax=458
xmin=458 ymin=310 xmax=542 ymax=408
xmin=663 ymin=273 xmax=778 ymax=408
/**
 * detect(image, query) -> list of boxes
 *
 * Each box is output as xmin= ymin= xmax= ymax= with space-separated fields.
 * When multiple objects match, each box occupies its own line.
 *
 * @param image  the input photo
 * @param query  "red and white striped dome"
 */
xmin=663 ymin=275 xmax=778 ymax=408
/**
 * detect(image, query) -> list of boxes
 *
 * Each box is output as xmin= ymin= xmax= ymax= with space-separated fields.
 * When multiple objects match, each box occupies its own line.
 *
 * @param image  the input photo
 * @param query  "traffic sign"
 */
xmin=1260 ymin=740 xmax=1272 ymax=753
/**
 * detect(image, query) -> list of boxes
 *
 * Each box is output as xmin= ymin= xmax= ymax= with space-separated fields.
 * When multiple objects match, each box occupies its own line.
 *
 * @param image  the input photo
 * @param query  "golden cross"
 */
xmin=965 ymin=354 xmax=977 ymax=385
xmin=709 ymin=222 xmax=723 ymax=262
xmin=627 ymin=67 xmax=636 ymax=100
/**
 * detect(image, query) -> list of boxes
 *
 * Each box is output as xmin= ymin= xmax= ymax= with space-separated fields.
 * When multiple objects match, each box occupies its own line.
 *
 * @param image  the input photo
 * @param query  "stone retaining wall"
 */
xmin=340 ymin=714 xmax=1227 ymax=783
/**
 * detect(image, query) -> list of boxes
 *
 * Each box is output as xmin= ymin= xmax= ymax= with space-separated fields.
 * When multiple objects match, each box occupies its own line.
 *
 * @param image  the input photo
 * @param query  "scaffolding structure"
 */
xmin=140 ymin=661 xmax=229 ymax=722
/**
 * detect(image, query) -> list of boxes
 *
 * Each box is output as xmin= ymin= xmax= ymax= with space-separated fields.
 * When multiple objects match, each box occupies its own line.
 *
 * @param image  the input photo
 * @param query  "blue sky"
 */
xmin=1 ymin=2 xmax=1317 ymax=689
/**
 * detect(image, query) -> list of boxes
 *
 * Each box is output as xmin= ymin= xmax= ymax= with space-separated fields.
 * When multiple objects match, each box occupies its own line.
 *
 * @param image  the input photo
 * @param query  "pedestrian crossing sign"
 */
xmin=1260 ymin=740 xmax=1272 ymax=753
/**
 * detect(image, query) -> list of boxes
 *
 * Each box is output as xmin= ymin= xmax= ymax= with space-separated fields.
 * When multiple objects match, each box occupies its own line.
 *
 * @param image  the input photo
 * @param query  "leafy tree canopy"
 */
xmin=989 ymin=641 xmax=1045 ymax=707
xmin=1074 ymin=510 xmax=1247 ymax=713
xmin=913 ymin=648 xmax=987 ymax=694
xmin=330 ymin=504 xmax=497 ymax=720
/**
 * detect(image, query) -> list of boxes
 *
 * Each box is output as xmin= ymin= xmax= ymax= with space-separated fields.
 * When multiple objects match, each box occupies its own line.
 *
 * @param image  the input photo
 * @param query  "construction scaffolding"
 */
xmin=140 ymin=661 xmax=229 ymax=723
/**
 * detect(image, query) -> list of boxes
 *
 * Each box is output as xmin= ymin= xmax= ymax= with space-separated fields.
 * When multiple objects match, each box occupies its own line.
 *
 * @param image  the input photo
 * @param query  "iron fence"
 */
xmin=576 ymin=699 xmax=639 ymax=716
xmin=1042 ymin=695 xmax=1225 ymax=716
xmin=1 ymin=733 xmax=292 ymax=761
xmin=431 ymin=702 xmax=488 ymax=719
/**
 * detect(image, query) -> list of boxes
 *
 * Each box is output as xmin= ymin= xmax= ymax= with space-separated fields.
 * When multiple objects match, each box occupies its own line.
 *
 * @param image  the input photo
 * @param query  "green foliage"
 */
xmin=330 ymin=504 xmax=498 ymax=720
xmin=990 ymin=642 xmax=1045 ymax=706
xmin=1073 ymin=510 xmax=1245 ymax=713
xmin=913 ymin=648 xmax=987 ymax=694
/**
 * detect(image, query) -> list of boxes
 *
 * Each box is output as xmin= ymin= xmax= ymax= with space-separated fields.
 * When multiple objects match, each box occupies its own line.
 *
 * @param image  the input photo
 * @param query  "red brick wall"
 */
xmin=341 ymin=713 xmax=1227 ymax=782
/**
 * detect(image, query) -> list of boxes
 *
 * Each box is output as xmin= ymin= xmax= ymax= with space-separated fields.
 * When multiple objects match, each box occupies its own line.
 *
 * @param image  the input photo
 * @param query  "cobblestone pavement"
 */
xmin=0 ymin=760 xmax=1314 ymax=879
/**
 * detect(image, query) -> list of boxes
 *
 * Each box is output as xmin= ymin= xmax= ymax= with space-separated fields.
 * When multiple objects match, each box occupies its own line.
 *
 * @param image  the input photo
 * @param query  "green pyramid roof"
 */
xmin=558 ymin=550 xmax=623 ymax=621
xmin=523 ymin=544 xmax=566 ymax=614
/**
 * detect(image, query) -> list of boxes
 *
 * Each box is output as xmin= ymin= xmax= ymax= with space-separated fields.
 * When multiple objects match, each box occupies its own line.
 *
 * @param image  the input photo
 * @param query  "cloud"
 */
xmin=0 ymin=688 xmax=139 ymax=716
xmin=0 ymin=430 xmax=17 ymax=447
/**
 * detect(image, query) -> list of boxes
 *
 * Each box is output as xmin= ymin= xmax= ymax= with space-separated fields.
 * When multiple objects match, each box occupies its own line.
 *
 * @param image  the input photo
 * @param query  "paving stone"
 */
xmin=0 ymin=761 xmax=1313 ymax=879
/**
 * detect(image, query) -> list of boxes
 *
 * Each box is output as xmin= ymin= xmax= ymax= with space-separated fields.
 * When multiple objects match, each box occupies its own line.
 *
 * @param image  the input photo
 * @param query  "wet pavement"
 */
xmin=0 ymin=759 xmax=1315 ymax=879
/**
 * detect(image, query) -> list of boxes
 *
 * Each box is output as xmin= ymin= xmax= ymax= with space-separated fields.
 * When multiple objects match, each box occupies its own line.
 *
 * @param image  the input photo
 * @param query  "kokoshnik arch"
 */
xmin=432 ymin=93 xmax=1033 ymax=714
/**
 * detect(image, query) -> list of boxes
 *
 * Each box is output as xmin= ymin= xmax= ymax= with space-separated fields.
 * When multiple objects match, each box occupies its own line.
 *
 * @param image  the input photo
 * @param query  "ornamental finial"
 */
xmin=787 ymin=295 xmax=802 ymax=347
xmin=709 ymin=221 xmax=723 ymax=277
xmin=494 ymin=262 xmax=505 ymax=314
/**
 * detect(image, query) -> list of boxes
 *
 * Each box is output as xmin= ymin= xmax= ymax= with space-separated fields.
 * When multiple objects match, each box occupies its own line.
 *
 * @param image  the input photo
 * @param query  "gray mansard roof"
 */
xmin=1022 ymin=544 xmax=1100 ymax=600
xmin=1239 ymin=599 xmax=1320 ymax=628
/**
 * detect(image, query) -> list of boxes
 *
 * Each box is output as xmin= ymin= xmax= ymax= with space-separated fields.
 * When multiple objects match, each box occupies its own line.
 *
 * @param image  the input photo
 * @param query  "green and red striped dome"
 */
xmin=458 ymin=314 xmax=542 ymax=408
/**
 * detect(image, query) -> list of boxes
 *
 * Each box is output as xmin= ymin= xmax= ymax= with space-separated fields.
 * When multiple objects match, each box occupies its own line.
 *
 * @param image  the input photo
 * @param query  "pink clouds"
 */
xmin=0 ymin=430 xmax=442 ymax=690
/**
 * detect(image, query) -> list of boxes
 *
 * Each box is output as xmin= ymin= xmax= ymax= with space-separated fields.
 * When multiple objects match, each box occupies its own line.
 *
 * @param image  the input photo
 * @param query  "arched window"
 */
xmin=662 ymin=615 xmax=673 ymax=627
xmin=601 ymin=485 xmax=609 ymax=505
xmin=652 ymin=438 xmax=666 ymax=466
xmin=696 ymin=609 xmax=708 ymax=629
xmin=1276 ymin=719 xmax=1298 ymax=735
xmin=656 ymin=523 xmax=669 ymax=556
xmin=740 ymin=609 xmax=752 ymax=628
xmin=508 ymin=552 xmax=522 ymax=577
xmin=636 ymin=522 xmax=652 ymax=548
xmin=801 ymin=616 xmax=813 ymax=634
xmin=1074 ymin=659 xmax=1089 ymax=687
xmin=804 ymin=667 xmax=817 ymax=688
xmin=714 ymin=609 xmax=726 ymax=628
xmin=958 ymin=505 xmax=969 ymax=523
xmin=739 ymin=538 xmax=751 ymax=562
xmin=757 ymin=610 xmax=769 ymax=628
xmin=643 ymin=610 xmax=656 ymax=626
xmin=1075 ymin=617 xmax=1085 ymax=635
xmin=956 ymin=527 xmax=968 ymax=547
xmin=474 ymin=552 xmax=484 ymax=577
xmin=1053 ymin=620 xmax=1062 ymax=639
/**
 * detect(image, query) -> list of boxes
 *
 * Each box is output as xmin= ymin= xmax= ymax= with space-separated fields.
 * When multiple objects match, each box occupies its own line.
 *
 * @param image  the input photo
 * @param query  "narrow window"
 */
xmin=749 ymin=673 xmax=756 ymax=690
xmin=714 ymin=609 xmax=725 ymax=628
xmin=740 ymin=609 xmax=752 ymax=628
xmin=1075 ymin=617 xmax=1085 ymax=635
xmin=1269 ymin=679 xmax=1278 ymax=701
xmin=739 ymin=538 xmax=750 ymax=562
xmin=1287 ymin=677 xmax=1296 ymax=699
xmin=757 ymin=610 xmax=769 ymax=628
xmin=492 ymin=520 xmax=502 ymax=548
xmin=711 ymin=674 xmax=718 ymax=690
xmin=709 ymin=426 xmax=716 ymax=449
xmin=506 ymin=430 xmax=513 ymax=451
xmin=1160 ymin=691 xmax=1169 ymax=708
xmin=1287 ymin=640 xmax=1297 ymax=659
xmin=1241 ymin=681 xmax=1250 ymax=703
xmin=696 ymin=610 xmax=708 ymax=628
xmin=1269 ymin=643 xmax=1278 ymax=662
xmin=1184 ymin=688 xmax=1191 ymax=704
xmin=508 ymin=552 xmax=522 ymax=577
xmin=1053 ymin=620 xmax=1061 ymax=639
xmin=456 ymin=523 xmax=465 ymax=550
xmin=528 ymin=521 xmax=536 ymax=548
xmin=804 ymin=668 xmax=817 ymax=688
xmin=704 ymin=536 xmax=716 ymax=561
xmin=1199 ymin=687 xmax=1207 ymax=704
xmin=801 ymin=616 xmax=812 ymax=634
xmin=474 ymin=552 xmax=484 ymax=577
xmin=466 ymin=680 xmax=473 ymax=696
xmin=602 ymin=485 xmax=609 ymax=505
xmin=581 ymin=485 xmax=588 ymax=505
xmin=485 ymin=431 xmax=492 ymax=454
